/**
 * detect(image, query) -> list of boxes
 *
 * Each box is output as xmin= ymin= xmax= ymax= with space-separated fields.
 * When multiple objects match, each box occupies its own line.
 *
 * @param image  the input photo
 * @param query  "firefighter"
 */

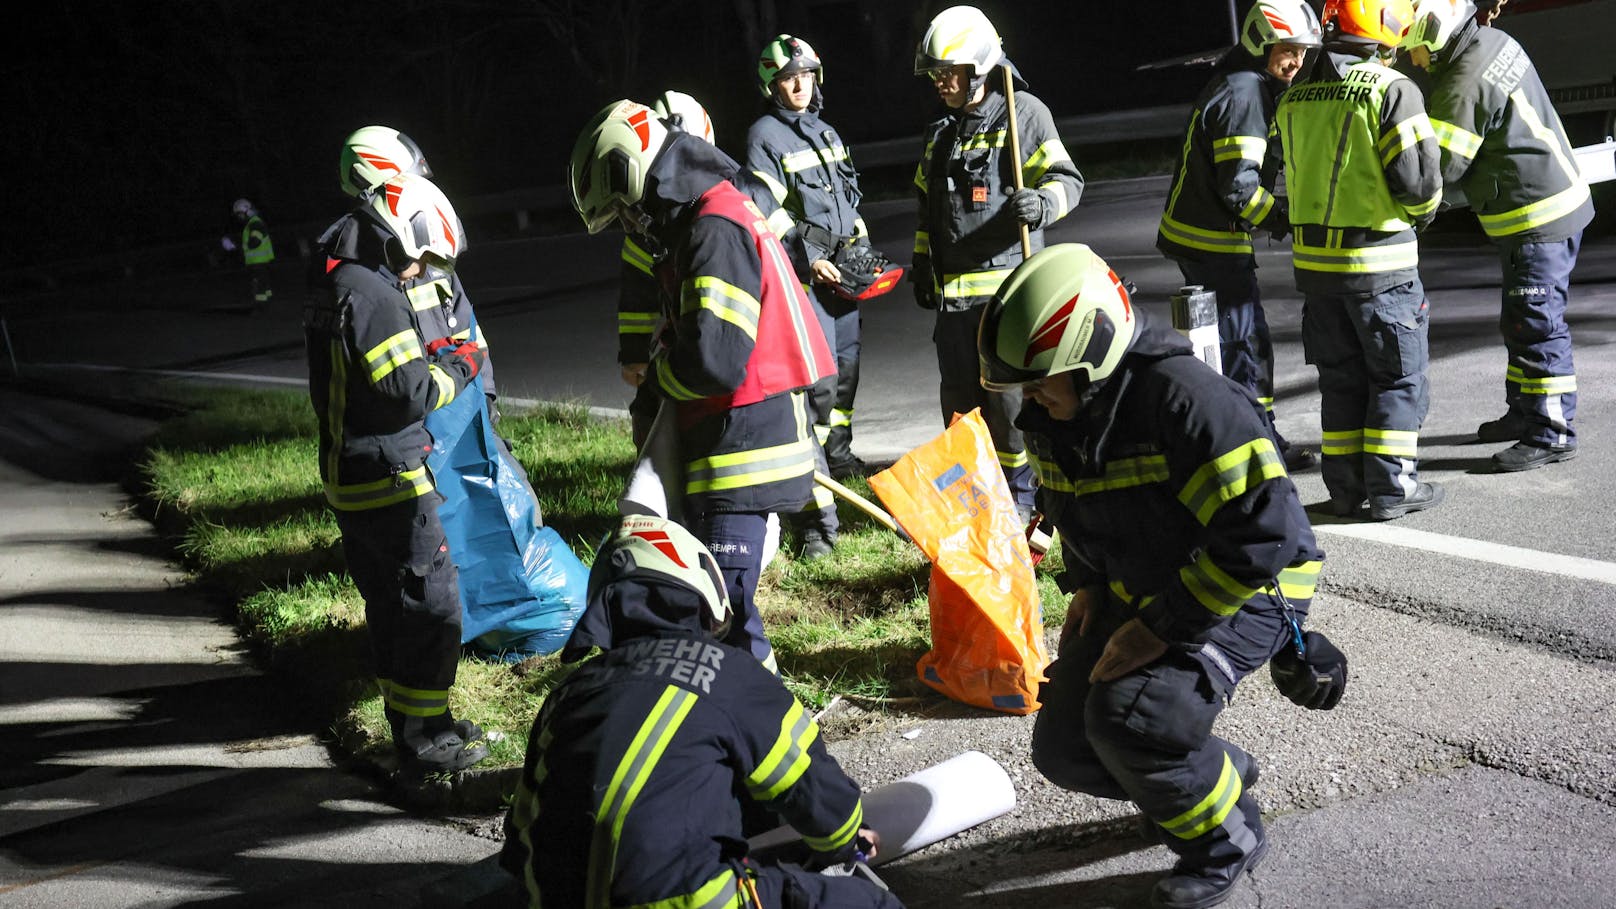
xmin=500 ymin=515 xmax=900 ymax=909
xmin=570 ymin=100 xmax=836 ymax=673
xmin=304 ymin=172 xmax=489 ymax=774
xmin=912 ymin=4 xmax=1084 ymax=523
xmin=1402 ymin=0 xmax=1591 ymax=471
xmin=1275 ymin=0 xmax=1446 ymax=520
xmin=1157 ymin=0 xmax=1323 ymax=472
xmin=228 ymin=197 xmax=275 ymax=311
xmin=980 ymin=244 xmax=1344 ymax=909
xmin=748 ymin=34 xmax=885 ymax=492
xmin=615 ymin=93 xmax=824 ymax=561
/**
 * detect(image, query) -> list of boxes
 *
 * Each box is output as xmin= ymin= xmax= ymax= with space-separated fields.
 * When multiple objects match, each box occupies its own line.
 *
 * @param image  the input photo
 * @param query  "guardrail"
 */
xmin=3 ymin=103 xmax=1191 ymax=298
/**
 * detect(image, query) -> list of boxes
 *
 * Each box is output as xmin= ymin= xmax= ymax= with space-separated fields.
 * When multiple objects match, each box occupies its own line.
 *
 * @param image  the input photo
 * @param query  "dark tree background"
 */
xmin=8 ymin=1 xmax=1231 ymax=266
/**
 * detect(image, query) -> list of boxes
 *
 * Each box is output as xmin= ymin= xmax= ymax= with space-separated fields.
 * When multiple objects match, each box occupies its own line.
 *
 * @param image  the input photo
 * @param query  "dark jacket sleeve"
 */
xmin=1016 ymin=92 xmax=1084 ymax=229
xmin=1379 ymin=78 xmax=1444 ymax=228
xmin=1136 ymin=370 xmax=1315 ymax=644
xmin=648 ymin=215 xmax=762 ymax=401
xmin=1205 ymin=80 xmax=1286 ymax=232
xmin=728 ymin=662 xmax=865 ymax=859
xmin=344 ymin=270 xmax=475 ymax=418
xmin=617 ymin=236 xmax=663 ymax=365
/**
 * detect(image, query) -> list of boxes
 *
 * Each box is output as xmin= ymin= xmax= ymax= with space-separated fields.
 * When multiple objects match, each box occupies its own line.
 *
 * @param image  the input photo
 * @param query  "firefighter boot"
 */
xmin=1150 ymin=793 xmax=1267 ymax=909
xmin=399 ymin=727 xmax=490 ymax=775
xmin=1477 ymin=411 xmax=1528 ymax=443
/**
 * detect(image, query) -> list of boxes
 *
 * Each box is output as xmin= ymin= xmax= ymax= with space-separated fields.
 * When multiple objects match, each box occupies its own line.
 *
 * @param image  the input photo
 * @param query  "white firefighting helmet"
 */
xmin=589 ymin=515 xmax=732 ymax=638
xmin=1241 ymin=0 xmax=1325 ymax=56
xmin=1401 ymin=0 xmax=1476 ymax=52
xmin=978 ymin=244 xmax=1137 ymax=391
xmin=231 ymin=198 xmax=255 ymax=219
xmin=653 ymin=90 xmax=715 ymax=145
xmin=757 ymin=34 xmax=823 ymax=98
xmin=366 ymin=173 xmax=466 ymax=271
xmin=914 ymin=5 xmax=1003 ymax=77
xmin=340 ymin=125 xmax=433 ymax=198
xmin=569 ymin=99 xmax=670 ymax=235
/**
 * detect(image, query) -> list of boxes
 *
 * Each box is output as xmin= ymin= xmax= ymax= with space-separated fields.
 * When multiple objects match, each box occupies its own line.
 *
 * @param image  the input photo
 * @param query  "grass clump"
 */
xmin=137 ymin=384 xmax=1065 ymax=773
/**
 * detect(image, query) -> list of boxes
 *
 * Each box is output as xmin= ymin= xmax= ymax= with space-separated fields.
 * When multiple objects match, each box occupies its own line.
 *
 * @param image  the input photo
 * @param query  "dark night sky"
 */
xmin=10 ymin=1 xmax=1235 ymax=267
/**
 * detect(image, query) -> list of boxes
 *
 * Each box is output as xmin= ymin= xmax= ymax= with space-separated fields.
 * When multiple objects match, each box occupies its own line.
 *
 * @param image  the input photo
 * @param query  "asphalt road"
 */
xmin=3 ymin=174 xmax=1614 ymax=907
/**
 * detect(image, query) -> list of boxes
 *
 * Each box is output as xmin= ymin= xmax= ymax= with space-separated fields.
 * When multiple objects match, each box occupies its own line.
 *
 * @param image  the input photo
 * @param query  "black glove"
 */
xmin=1010 ymin=188 xmax=1046 ymax=227
xmin=909 ymin=254 xmax=937 ymax=310
xmin=1269 ymin=630 xmax=1348 ymax=710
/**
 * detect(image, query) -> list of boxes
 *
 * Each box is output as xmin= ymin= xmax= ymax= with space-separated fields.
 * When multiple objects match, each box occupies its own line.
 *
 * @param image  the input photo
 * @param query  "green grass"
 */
xmin=137 ymin=384 xmax=1067 ymax=769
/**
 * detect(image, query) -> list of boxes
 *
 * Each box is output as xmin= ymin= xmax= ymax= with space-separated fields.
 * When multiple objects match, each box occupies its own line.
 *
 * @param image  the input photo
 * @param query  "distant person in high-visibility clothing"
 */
xmin=227 ymin=197 xmax=274 ymax=312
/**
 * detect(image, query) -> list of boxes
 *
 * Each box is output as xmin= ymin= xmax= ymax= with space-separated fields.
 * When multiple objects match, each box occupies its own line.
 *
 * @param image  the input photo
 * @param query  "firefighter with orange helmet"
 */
xmin=1276 ymin=0 xmax=1446 ymax=520
xmin=304 ymin=172 xmax=489 ymax=775
xmin=981 ymin=244 xmax=1340 ymax=909
xmin=1157 ymin=0 xmax=1323 ymax=472
xmin=912 ymin=5 xmax=1084 ymax=522
xmin=571 ymin=100 xmax=836 ymax=673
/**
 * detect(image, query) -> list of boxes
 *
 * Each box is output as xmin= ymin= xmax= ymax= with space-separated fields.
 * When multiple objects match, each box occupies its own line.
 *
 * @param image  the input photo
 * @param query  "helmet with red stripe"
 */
xmin=340 ymin=125 xmax=433 ymax=199
xmin=569 ymin=99 xmax=670 ymax=235
xmin=978 ymin=244 xmax=1137 ymax=391
xmin=366 ymin=173 xmax=466 ymax=271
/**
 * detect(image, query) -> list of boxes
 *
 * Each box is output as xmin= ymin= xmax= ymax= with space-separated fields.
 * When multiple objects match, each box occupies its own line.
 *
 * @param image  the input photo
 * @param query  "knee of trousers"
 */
xmin=1030 ymin=701 xmax=1128 ymax=799
xmin=1084 ymin=656 xmax=1222 ymax=755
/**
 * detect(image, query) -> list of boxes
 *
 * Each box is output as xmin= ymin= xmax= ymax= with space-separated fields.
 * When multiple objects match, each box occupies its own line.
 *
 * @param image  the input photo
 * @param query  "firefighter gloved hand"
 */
xmin=425 ymin=336 xmax=458 ymax=357
xmin=909 ymin=255 xmax=938 ymax=310
xmin=1269 ymin=630 xmax=1348 ymax=710
xmin=440 ymin=341 xmax=484 ymax=379
xmin=1010 ymin=188 xmax=1047 ymax=227
xmin=1090 ymin=618 xmax=1168 ymax=683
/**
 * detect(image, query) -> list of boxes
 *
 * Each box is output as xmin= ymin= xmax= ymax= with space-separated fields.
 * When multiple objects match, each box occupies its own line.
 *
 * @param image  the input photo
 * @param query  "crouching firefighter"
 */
xmin=978 ymin=244 xmax=1348 ymax=909
xmin=500 ymin=515 xmax=902 ymax=909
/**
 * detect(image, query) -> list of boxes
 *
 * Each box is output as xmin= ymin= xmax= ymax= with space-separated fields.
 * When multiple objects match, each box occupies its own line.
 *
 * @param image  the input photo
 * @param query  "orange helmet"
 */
xmin=1323 ymin=0 xmax=1416 ymax=47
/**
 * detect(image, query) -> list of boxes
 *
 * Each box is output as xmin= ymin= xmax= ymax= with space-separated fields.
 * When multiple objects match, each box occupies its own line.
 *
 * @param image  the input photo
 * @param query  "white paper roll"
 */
xmin=748 ymin=750 xmax=1016 ymax=866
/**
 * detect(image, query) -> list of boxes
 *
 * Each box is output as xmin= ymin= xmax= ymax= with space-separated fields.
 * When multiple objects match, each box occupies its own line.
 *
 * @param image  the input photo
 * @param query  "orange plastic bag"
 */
xmin=868 ymin=409 xmax=1049 ymax=714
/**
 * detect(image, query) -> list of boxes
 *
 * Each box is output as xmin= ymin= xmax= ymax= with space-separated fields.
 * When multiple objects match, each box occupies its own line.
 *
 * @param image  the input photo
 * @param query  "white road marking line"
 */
xmin=1315 ymin=522 xmax=1616 ymax=585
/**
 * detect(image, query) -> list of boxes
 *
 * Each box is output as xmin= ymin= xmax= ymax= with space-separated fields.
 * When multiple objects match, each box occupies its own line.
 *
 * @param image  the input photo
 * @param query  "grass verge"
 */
xmin=137 ymin=384 xmax=1068 ymax=772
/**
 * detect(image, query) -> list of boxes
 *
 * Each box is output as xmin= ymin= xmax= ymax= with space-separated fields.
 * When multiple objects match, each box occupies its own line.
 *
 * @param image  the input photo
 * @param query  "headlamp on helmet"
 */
xmin=978 ymin=244 xmax=1137 ymax=392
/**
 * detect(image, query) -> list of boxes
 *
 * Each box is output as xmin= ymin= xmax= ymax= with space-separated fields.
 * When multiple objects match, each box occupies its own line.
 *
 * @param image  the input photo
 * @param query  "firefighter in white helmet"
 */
xmin=304 ymin=172 xmax=489 ymax=775
xmin=571 ymin=100 xmax=836 ymax=673
xmin=911 ymin=5 xmax=1084 ymax=523
xmin=1402 ymin=0 xmax=1590 ymax=471
xmin=981 ymin=244 xmax=1343 ymax=909
xmin=1157 ymin=0 xmax=1323 ymax=473
xmin=500 ymin=515 xmax=900 ymax=909
xmin=748 ymin=35 xmax=900 ymax=516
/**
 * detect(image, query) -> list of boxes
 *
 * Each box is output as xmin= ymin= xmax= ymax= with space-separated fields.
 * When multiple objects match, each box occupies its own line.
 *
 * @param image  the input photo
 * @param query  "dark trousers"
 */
xmin=933 ymin=306 xmax=1034 ymax=507
xmin=1031 ymin=590 xmax=1298 ymax=872
xmin=335 ymin=492 xmax=462 ymax=747
xmin=1301 ymin=279 xmax=1430 ymax=508
xmin=820 ymin=297 xmax=864 ymax=471
xmin=1173 ymin=255 xmax=1286 ymax=447
xmin=691 ymin=510 xmax=776 ymax=672
xmin=1498 ymin=234 xmax=1580 ymax=447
